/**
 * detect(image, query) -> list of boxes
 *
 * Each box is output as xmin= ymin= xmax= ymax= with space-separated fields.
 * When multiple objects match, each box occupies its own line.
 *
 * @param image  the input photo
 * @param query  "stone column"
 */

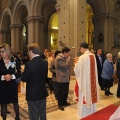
xmin=0 ymin=31 xmax=2 ymax=43
xmin=56 ymin=0 xmax=86 ymax=75
xmin=93 ymin=13 xmax=115 ymax=52
xmin=56 ymin=0 xmax=86 ymax=55
xmin=73 ymin=0 xmax=86 ymax=56
xmin=0 ymin=29 xmax=10 ymax=44
xmin=0 ymin=30 xmax=4 ymax=43
xmin=10 ymin=24 xmax=23 ymax=52
xmin=56 ymin=0 xmax=70 ymax=50
xmin=27 ymin=16 xmax=42 ymax=45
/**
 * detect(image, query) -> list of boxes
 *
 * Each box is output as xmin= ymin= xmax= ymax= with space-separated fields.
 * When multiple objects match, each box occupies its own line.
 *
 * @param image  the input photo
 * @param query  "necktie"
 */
xmin=99 ymin=56 xmax=102 ymax=67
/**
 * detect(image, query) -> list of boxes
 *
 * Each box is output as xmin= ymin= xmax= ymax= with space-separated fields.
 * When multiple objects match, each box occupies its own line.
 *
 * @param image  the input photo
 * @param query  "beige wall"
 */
xmin=0 ymin=0 xmax=119 ymax=55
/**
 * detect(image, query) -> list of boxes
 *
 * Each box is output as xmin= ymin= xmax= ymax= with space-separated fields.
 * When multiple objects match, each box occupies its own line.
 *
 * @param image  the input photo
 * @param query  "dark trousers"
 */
xmin=48 ymin=78 xmax=54 ymax=92
xmin=27 ymin=98 xmax=46 ymax=120
xmin=98 ymin=77 xmax=104 ymax=89
xmin=1 ymin=102 xmax=20 ymax=120
xmin=117 ymin=80 xmax=120 ymax=97
xmin=56 ymin=82 xmax=69 ymax=107
xmin=53 ymin=81 xmax=58 ymax=100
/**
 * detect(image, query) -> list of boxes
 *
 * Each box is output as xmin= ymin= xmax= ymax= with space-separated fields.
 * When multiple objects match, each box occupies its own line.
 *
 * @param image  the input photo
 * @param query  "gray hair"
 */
xmin=118 ymin=52 xmax=120 ymax=58
xmin=106 ymin=53 xmax=112 ymax=59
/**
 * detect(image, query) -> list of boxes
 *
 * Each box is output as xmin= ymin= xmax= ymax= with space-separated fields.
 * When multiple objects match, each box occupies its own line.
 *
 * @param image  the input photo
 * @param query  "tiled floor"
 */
xmin=1 ymin=78 xmax=120 ymax=120
xmin=47 ymin=80 xmax=120 ymax=120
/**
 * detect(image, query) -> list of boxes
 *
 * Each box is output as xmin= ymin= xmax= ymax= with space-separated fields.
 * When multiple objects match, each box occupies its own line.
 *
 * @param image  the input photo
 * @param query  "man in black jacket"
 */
xmin=21 ymin=43 xmax=48 ymax=120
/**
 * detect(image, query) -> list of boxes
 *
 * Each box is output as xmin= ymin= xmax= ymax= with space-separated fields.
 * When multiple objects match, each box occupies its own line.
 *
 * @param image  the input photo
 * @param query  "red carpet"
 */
xmin=81 ymin=105 xmax=118 ymax=120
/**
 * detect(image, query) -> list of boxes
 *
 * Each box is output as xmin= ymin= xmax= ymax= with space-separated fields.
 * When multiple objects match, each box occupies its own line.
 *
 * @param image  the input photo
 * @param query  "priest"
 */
xmin=74 ymin=42 xmax=100 ymax=119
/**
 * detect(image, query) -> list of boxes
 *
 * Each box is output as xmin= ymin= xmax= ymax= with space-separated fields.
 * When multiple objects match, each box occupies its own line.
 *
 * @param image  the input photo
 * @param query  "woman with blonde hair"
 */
xmin=0 ymin=43 xmax=21 ymax=120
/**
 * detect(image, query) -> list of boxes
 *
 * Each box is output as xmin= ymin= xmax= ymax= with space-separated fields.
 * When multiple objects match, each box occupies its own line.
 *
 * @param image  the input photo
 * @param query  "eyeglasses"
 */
xmin=0 ymin=51 xmax=5 ymax=54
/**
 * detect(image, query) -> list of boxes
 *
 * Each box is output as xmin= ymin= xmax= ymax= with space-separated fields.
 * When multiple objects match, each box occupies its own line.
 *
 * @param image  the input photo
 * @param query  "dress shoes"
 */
xmin=108 ymin=91 xmax=113 ymax=95
xmin=101 ymin=88 xmax=105 ymax=91
xmin=105 ymin=91 xmax=109 ymax=96
xmin=59 ymin=106 xmax=64 ymax=111
xmin=7 ymin=111 xmax=10 ymax=114
xmin=64 ymin=102 xmax=70 ymax=106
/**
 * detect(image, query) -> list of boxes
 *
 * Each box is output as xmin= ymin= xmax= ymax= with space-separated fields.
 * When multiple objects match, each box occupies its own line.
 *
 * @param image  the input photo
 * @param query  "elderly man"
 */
xmin=74 ymin=42 xmax=100 ymax=119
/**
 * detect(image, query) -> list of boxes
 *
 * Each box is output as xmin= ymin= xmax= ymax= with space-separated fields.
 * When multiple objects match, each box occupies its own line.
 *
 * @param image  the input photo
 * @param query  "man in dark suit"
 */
xmin=95 ymin=49 xmax=105 ymax=90
xmin=21 ymin=43 xmax=48 ymax=120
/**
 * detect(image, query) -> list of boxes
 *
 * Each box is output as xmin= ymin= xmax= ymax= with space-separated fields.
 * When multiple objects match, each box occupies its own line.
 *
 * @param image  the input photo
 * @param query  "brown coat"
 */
xmin=55 ymin=53 xmax=70 ymax=83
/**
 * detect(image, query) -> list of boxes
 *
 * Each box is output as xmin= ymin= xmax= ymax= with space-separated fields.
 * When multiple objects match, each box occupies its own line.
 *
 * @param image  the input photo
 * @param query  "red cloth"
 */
xmin=74 ymin=81 xmax=86 ymax=104
xmin=74 ymin=55 xmax=98 ymax=105
xmin=81 ymin=105 xmax=118 ymax=120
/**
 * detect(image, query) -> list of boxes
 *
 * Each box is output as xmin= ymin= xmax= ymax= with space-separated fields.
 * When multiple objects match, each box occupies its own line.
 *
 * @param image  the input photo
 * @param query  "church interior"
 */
xmin=0 ymin=0 xmax=120 ymax=120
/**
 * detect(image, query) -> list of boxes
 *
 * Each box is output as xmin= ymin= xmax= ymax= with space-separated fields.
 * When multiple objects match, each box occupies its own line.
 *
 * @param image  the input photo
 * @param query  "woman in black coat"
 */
xmin=116 ymin=52 xmax=120 ymax=98
xmin=0 ymin=43 xmax=21 ymax=120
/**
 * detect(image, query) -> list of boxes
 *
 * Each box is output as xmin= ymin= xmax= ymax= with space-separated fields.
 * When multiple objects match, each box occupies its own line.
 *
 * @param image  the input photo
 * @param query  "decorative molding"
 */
xmin=27 ymin=16 xmax=44 ymax=23
xmin=55 ymin=4 xmax=61 ymax=14
xmin=59 ymin=41 xmax=67 ymax=47
xmin=93 ymin=13 xmax=116 ymax=21
xmin=10 ymin=24 xmax=23 ymax=29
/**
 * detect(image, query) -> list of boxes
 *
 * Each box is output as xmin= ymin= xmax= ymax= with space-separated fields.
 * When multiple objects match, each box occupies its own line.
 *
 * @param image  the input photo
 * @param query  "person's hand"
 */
xmin=21 ymin=65 xmax=25 ymax=70
xmin=74 ymin=57 xmax=79 ymax=63
xmin=68 ymin=55 xmax=71 ymax=60
xmin=5 ymin=74 xmax=12 ymax=81
xmin=21 ymin=69 xmax=24 ymax=73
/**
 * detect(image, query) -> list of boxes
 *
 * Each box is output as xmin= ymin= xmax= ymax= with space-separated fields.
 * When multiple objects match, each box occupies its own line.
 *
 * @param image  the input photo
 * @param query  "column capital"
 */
xmin=10 ymin=24 xmax=23 ymax=29
xmin=27 ymin=16 xmax=44 ymax=23
xmin=93 ymin=13 xmax=116 ymax=21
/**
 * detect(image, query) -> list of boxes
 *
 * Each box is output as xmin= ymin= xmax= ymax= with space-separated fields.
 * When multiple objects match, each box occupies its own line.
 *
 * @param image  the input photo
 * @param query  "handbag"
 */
xmin=14 ymin=58 xmax=21 ymax=84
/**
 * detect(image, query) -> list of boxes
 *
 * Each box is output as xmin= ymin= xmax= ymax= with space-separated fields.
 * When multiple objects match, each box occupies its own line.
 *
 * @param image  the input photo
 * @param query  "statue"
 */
xmin=98 ymin=32 xmax=104 ymax=42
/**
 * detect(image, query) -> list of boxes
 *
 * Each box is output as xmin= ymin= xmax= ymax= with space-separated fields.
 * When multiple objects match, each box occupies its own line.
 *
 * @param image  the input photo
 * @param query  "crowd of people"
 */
xmin=74 ymin=43 xmax=120 ymax=119
xmin=0 ymin=43 xmax=72 ymax=120
xmin=0 ymin=42 xmax=120 ymax=120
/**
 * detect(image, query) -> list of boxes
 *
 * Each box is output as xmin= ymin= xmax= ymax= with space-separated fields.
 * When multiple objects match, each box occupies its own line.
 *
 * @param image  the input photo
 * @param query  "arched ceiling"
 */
xmin=41 ymin=0 xmax=56 ymax=16
xmin=4 ymin=14 xmax=11 ymax=29
xmin=87 ymin=0 xmax=106 ymax=14
xmin=15 ymin=5 xmax=28 ymax=24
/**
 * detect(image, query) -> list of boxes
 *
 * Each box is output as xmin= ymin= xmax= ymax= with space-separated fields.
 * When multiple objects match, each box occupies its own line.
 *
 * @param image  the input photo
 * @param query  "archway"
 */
xmin=48 ymin=13 xmax=58 ymax=50
xmin=36 ymin=0 xmax=56 ymax=51
xmin=0 ymin=7 xmax=12 ymax=45
xmin=3 ymin=14 xmax=11 ymax=45
xmin=13 ymin=5 xmax=28 ymax=54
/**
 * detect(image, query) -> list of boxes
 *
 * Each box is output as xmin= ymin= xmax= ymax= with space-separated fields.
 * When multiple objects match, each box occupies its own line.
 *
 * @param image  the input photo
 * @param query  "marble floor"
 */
xmin=1 ymin=77 xmax=120 ymax=120
xmin=47 ymin=79 xmax=120 ymax=120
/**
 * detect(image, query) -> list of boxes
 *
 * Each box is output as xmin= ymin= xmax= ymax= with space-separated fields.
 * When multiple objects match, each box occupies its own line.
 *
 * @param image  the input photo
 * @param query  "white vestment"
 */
xmin=74 ymin=50 xmax=100 ymax=119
